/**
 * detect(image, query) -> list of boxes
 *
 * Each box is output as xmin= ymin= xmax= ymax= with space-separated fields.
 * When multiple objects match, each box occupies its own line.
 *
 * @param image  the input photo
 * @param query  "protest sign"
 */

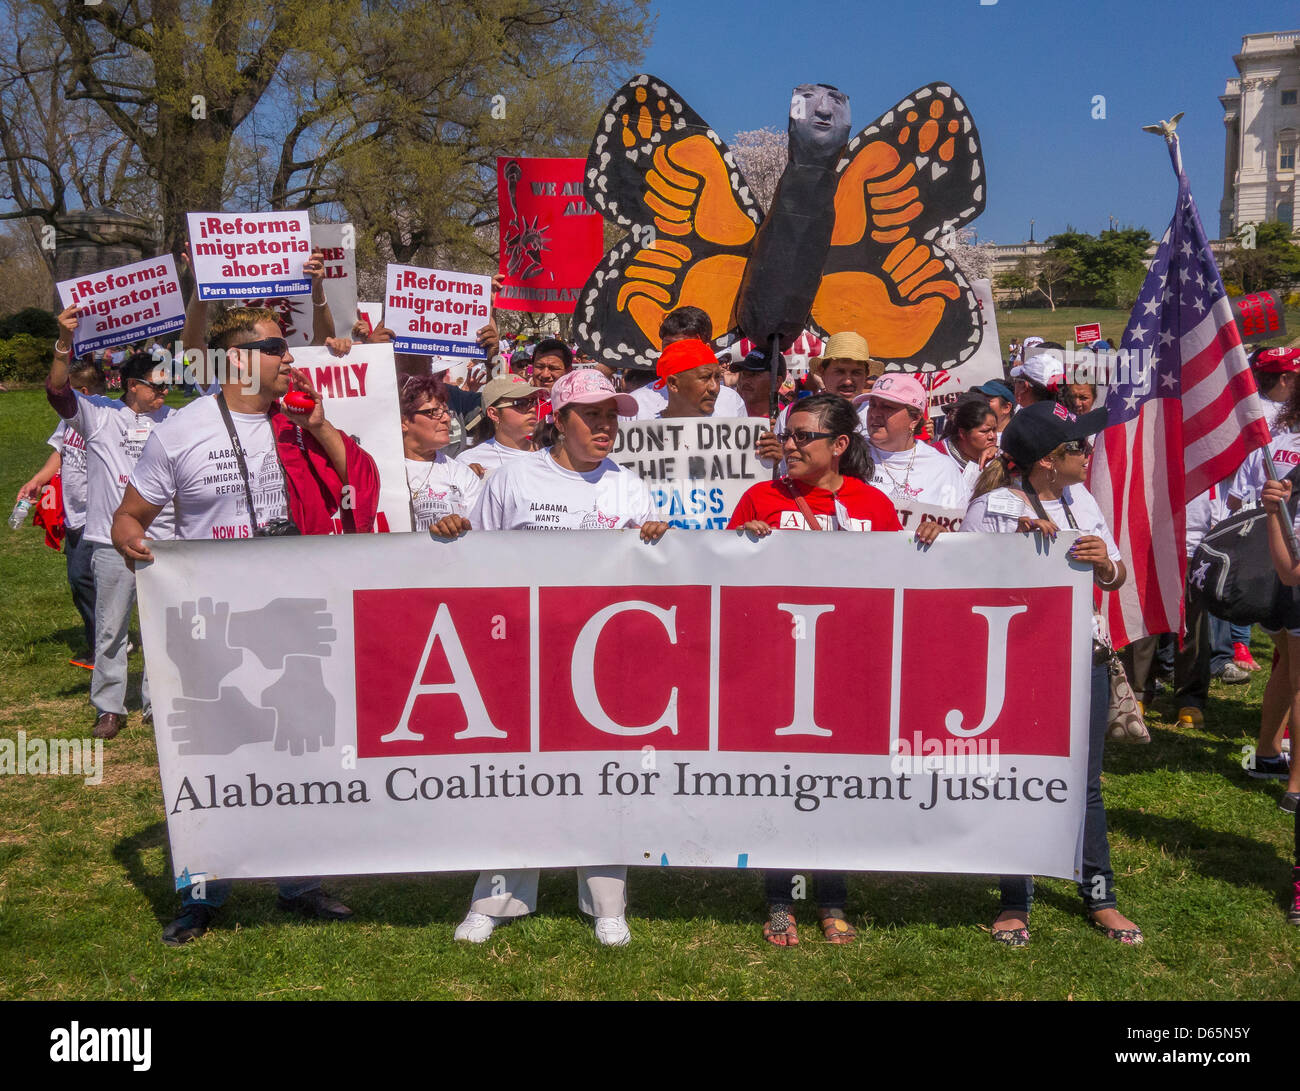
xmin=57 ymin=255 xmax=186 ymax=356
xmin=246 ymin=223 xmax=358 ymax=345
xmin=384 ymin=264 xmax=490 ymax=357
xmin=892 ymin=499 xmax=966 ymax=533
xmin=1074 ymin=323 xmax=1101 ymax=345
xmin=612 ymin=417 xmax=768 ymax=528
xmin=289 ymin=344 xmax=411 ymax=533
xmin=921 ymin=278 xmax=1007 ymax=419
xmin=138 ymin=529 xmax=1092 ymax=885
xmin=1229 ymin=289 xmax=1287 ymax=342
xmin=497 ymin=156 xmax=603 ymax=314
xmin=187 ymin=211 xmax=313 ymax=300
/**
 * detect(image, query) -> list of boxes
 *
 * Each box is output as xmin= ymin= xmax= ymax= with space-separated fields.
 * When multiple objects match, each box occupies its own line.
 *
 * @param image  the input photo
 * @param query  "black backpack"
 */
xmin=1188 ymin=466 xmax=1300 ymax=629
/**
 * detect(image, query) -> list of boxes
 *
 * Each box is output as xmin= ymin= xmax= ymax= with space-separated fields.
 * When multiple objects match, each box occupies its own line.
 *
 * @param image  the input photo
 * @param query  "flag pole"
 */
xmin=1142 ymin=116 xmax=1300 ymax=563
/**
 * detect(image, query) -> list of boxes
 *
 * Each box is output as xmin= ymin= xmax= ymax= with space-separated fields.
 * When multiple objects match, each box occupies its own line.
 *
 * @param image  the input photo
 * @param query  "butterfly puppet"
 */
xmin=575 ymin=75 xmax=986 ymax=371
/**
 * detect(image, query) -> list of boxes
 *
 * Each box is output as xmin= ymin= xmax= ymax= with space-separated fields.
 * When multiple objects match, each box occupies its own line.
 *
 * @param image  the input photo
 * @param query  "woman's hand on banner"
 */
xmin=639 ymin=521 xmax=670 ymax=543
xmin=739 ymin=519 xmax=773 ymax=539
xmin=1016 ymin=515 xmax=1058 ymax=539
xmin=428 ymin=514 xmax=471 ymax=540
xmin=914 ymin=521 xmax=945 ymax=546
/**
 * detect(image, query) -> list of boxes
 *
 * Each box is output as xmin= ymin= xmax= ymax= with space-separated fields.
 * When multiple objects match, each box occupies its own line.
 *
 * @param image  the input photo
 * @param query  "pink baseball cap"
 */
xmin=855 ymin=373 xmax=928 ymax=413
xmin=549 ymin=367 xmax=638 ymax=416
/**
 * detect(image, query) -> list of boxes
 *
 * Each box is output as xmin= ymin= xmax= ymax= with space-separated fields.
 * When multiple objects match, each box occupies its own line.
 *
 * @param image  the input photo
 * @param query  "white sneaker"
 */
xmin=594 ymin=915 xmax=631 ymax=946
xmin=454 ymin=911 xmax=501 ymax=943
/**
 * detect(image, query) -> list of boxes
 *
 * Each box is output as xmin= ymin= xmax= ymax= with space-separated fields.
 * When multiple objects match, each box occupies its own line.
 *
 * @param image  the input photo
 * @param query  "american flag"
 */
xmin=1088 ymin=134 xmax=1270 ymax=648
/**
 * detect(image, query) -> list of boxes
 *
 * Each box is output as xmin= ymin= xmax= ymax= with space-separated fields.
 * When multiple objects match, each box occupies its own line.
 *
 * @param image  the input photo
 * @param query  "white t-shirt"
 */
xmin=964 ymin=483 xmax=1120 ymax=644
xmin=866 ymin=440 xmax=971 ymax=510
xmin=405 ymin=452 xmax=485 ymax=531
xmin=48 ymin=421 xmax=89 ymax=531
xmin=60 ymin=392 xmax=175 ymax=544
xmin=963 ymin=483 xmax=1120 ymax=556
xmin=931 ymin=438 xmax=983 ymax=491
xmin=472 ymin=449 xmax=653 ymax=530
xmin=1229 ymin=431 xmax=1300 ymax=506
xmin=454 ymin=438 xmax=538 ymax=478
xmin=1261 ymin=397 xmax=1285 ymax=437
xmin=1185 ymin=485 xmax=1230 ymax=559
xmin=131 ymin=395 xmax=289 ymax=541
xmin=626 ymin=382 xmax=747 ymax=421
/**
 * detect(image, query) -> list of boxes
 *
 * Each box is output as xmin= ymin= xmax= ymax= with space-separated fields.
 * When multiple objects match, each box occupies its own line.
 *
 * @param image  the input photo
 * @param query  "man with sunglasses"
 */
xmin=46 ymin=305 xmax=178 ymax=740
xmin=456 ymin=374 xmax=543 ymax=477
xmin=111 ymin=305 xmax=379 ymax=946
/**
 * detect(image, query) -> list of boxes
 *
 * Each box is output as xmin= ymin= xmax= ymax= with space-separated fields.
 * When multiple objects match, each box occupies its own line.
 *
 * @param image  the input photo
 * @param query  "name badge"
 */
xmin=986 ymin=493 xmax=1024 ymax=518
xmin=127 ymin=425 xmax=152 ymax=442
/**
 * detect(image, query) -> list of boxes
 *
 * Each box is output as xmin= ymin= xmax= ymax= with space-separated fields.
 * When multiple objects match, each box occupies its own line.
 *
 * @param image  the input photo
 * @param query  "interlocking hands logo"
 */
xmin=164 ymin=596 xmax=337 ymax=757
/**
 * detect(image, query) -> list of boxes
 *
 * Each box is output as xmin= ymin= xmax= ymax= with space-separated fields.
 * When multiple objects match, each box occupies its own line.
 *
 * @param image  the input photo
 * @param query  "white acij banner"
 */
xmin=611 ymin=417 xmax=768 ymax=529
xmin=136 ymin=529 xmax=1093 ymax=888
xmin=288 ymin=343 xmax=411 ymax=533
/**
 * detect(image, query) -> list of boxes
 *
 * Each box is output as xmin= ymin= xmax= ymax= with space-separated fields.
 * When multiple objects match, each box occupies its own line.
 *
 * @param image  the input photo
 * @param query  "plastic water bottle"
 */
xmin=8 ymin=498 xmax=32 ymax=529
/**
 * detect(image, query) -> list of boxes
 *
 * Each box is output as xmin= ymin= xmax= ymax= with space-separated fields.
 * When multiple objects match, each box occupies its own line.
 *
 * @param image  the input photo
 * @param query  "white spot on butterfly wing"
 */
xmin=973 ymin=185 xmax=983 ymax=203
xmin=914 ymin=155 xmax=929 ymax=170
xmin=967 ymin=137 xmax=978 ymax=154
xmin=916 ymin=87 xmax=932 ymax=99
xmin=931 ymin=162 xmax=948 ymax=180
xmin=953 ymin=97 xmax=965 ymax=111
xmin=971 ymin=161 xmax=981 ymax=180
xmin=878 ymin=111 xmax=894 ymax=127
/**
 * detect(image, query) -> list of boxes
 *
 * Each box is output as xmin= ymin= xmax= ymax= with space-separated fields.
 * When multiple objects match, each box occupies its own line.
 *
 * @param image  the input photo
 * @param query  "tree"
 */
xmin=8 ymin=0 xmax=649 ymax=285
xmin=1043 ymin=225 xmax=1151 ymax=305
xmin=1032 ymin=250 xmax=1076 ymax=311
xmin=730 ymin=127 xmax=786 ymax=209
xmin=1222 ymin=221 xmax=1300 ymax=295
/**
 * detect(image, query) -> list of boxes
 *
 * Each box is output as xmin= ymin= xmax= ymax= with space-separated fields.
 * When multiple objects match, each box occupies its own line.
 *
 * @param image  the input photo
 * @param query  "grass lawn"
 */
xmin=1 ymin=387 xmax=1297 ymax=1000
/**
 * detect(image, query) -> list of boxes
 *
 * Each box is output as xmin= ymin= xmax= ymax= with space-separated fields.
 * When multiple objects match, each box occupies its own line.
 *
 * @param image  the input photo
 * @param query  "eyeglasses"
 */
xmin=776 ymin=429 xmax=834 ymax=447
xmin=129 ymin=377 xmax=169 ymax=393
xmin=237 ymin=337 xmax=290 ymax=357
xmin=410 ymin=405 xmax=450 ymax=421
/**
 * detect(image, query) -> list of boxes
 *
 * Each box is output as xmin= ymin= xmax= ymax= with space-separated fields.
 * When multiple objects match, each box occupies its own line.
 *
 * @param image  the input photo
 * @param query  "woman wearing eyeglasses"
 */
xmin=727 ymin=393 xmax=899 ymax=945
xmin=962 ymin=400 xmax=1143 ymax=948
xmin=455 ymin=368 xmax=670 ymax=948
xmin=401 ymin=375 xmax=484 ymax=534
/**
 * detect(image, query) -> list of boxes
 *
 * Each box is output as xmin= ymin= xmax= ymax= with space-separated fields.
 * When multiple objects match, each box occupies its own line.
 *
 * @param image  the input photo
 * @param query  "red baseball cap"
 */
xmin=1253 ymin=346 xmax=1300 ymax=373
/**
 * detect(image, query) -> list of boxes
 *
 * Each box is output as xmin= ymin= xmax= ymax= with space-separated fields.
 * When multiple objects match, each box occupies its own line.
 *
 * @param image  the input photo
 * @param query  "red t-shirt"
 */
xmin=727 ymin=476 xmax=903 ymax=532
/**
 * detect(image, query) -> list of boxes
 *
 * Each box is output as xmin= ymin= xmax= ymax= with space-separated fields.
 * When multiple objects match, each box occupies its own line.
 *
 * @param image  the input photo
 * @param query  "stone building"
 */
xmin=1220 ymin=30 xmax=1300 ymax=239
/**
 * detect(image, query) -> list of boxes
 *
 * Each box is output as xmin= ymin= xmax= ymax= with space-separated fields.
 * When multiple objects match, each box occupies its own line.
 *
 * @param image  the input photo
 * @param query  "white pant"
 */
xmin=469 ymin=867 xmax=626 ymax=919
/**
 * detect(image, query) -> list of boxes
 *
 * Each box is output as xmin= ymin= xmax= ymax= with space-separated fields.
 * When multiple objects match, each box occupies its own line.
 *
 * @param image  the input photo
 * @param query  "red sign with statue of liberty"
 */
xmin=496 ymin=157 xmax=604 ymax=314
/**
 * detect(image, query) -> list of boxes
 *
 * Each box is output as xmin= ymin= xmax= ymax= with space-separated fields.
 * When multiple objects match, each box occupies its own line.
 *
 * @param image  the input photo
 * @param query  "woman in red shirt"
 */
xmin=727 ymin=393 xmax=900 ymax=945
xmin=729 ymin=393 xmax=902 ymax=535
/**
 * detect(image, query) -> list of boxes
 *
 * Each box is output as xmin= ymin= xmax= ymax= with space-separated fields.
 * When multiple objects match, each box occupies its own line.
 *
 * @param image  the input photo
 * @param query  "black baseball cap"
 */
xmin=732 ymin=350 xmax=786 ymax=378
xmin=1000 ymin=400 xmax=1106 ymax=468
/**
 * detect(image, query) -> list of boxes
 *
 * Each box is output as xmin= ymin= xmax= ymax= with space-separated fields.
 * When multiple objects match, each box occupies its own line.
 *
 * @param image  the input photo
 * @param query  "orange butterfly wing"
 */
xmin=812 ymin=83 xmax=986 ymax=369
xmin=576 ymin=76 xmax=763 ymax=368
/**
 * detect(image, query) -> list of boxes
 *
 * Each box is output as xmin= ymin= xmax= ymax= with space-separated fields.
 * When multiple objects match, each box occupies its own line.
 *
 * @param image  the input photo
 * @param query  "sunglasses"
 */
xmin=496 ymin=396 xmax=541 ymax=412
xmin=410 ymin=405 xmax=450 ymax=421
xmin=776 ymin=429 xmax=834 ymax=447
xmin=238 ymin=337 xmax=290 ymax=357
xmin=1061 ymin=439 xmax=1091 ymax=455
xmin=129 ymin=377 xmax=169 ymax=393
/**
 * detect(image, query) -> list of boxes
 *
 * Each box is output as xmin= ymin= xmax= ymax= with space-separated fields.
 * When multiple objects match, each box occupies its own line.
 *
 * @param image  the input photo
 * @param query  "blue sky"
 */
xmin=640 ymin=0 xmax=1284 ymax=244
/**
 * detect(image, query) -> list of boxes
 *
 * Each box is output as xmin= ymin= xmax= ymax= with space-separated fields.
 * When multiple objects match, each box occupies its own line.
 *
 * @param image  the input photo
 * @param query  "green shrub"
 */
xmin=0 ymin=307 xmax=58 ymax=340
xmin=0 ymin=333 xmax=51 ymax=383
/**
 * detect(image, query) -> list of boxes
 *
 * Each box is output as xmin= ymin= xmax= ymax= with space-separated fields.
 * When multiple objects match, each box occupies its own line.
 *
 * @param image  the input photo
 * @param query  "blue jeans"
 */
xmin=999 ymin=659 xmax=1114 ymax=914
xmin=181 ymin=876 xmax=321 ymax=910
xmin=64 ymin=525 xmax=96 ymax=658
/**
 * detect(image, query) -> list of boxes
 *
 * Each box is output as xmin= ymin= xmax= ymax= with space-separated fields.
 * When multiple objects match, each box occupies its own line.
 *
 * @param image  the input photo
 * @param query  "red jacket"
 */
xmin=270 ymin=407 xmax=381 ymax=535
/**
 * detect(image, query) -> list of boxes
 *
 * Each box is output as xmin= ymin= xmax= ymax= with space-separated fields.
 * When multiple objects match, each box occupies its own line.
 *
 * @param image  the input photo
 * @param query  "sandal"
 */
xmin=1091 ymin=920 xmax=1144 ymax=945
xmin=818 ymin=908 xmax=857 ymax=944
xmin=991 ymin=925 xmax=1030 ymax=948
xmin=763 ymin=902 xmax=798 ymax=947
xmin=991 ymin=913 xmax=1030 ymax=947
